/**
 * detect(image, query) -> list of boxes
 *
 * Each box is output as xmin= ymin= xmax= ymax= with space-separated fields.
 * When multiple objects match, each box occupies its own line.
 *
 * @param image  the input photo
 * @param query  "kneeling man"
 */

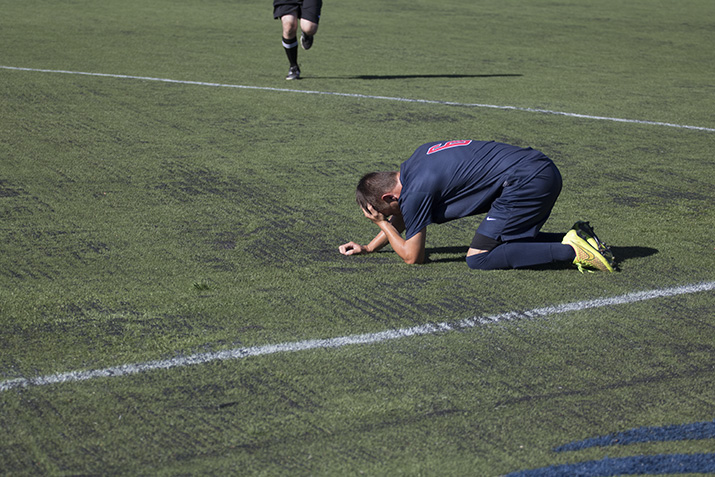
xmin=339 ymin=140 xmax=614 ymax=272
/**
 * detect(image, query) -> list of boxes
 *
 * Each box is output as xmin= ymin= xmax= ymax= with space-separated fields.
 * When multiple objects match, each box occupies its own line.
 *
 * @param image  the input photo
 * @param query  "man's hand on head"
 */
xmin=339 ymin=204 xmax=402 ymax=259
xmin=361 ymin=203 xmax=388 ymax=224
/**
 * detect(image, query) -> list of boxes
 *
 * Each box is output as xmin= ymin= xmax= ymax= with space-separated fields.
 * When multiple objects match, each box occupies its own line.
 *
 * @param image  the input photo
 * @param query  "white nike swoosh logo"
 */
xmin=486 ymin=217 xmax=497 ymax=221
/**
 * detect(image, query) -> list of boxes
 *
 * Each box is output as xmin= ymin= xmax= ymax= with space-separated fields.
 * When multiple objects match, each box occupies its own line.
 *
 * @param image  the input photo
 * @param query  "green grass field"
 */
xmin=1 ymin=0 xmax=714 ymax=475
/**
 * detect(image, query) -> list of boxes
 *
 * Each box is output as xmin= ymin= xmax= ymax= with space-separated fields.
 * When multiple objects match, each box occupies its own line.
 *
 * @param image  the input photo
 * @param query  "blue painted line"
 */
xmin=555 ymin=420 xmax=715 ymax=452
xmin=505 ymin=453 xmax=715 ymax=477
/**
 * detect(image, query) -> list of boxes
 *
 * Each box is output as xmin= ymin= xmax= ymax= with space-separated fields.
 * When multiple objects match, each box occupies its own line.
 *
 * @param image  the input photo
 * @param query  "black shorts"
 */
xmin=475 ymin=160 xmax=563 ymax=242
xmin=273 ymin=0 xmax=322 ymax=24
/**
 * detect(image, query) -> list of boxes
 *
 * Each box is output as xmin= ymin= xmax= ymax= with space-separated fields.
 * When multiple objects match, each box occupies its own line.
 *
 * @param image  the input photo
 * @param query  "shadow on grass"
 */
xmin=307 ymin=74 xmax=523 ymax=80
xmin=610 ymin=246 xmax=658 ymax=261
xmin=610 ymin=246 xmax=659 ymax=271
xmin=425 ymin=246 xmax=469 ymax=263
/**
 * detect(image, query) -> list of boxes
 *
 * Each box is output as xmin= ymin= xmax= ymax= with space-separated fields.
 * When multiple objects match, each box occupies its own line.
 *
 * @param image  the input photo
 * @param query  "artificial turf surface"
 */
xmin=1 ymin=0 xmax=714 ymax=474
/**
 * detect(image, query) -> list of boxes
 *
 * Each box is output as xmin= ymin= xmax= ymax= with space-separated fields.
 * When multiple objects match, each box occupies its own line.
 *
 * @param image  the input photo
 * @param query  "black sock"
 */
xmin=282 ymin=37 xmax=298 ymax=66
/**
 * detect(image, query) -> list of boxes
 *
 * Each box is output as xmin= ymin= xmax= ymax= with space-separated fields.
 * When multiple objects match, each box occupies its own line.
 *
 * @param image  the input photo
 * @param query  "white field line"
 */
xmin=2 ymin=65 xmax=714 ymax=133
xmin=2 ymin=281 xmax=713 ymax=392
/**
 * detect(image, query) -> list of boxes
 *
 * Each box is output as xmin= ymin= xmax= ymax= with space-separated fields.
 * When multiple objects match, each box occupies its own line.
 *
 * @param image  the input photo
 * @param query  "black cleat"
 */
xmin=285 ymin=65 xmax=301 ymax=80
xmin=301 ymin=34 xmax=314 ymax=50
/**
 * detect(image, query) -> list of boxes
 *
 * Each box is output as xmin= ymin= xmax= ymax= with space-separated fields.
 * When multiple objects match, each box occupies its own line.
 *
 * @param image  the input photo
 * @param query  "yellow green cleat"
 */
xmin=571 ymin=221 xmax=615 ymax=265
xmin=562 ymin=228 xmax=614 ymax=273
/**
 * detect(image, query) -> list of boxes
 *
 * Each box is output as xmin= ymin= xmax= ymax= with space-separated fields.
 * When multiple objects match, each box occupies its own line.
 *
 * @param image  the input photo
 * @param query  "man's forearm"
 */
xmin=375 ymin=220 xmax=425 ymax=264
xmin=364 ymin=230 xmax=389 ymax=253
xmin=364 ymin=216 xmax=405 ymax=253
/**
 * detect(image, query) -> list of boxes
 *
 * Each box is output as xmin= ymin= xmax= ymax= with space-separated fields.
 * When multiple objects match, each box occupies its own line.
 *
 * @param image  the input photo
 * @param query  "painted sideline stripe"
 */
xmin=2 ymin=65 xmax=714 ymax=133
xmin=1 ymin=281 xmax=713 ymax=392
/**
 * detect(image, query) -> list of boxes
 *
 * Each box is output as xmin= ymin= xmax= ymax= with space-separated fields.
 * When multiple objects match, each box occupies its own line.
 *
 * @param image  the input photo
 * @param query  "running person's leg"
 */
xmin=298 ymin=0 xmax=321 ymax=49
xmin=274 ymin=1 xmax=301 ymax=79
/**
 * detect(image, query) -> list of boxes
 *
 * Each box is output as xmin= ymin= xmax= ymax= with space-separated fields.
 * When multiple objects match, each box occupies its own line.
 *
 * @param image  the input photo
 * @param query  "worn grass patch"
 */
xmin=1 ymin=0 xmax=714 ymax=475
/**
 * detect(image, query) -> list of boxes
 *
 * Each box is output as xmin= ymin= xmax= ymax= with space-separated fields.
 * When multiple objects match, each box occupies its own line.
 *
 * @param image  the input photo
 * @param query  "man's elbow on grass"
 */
xmin=397 ymin=245 xmax=425 ymax=265
xmin=400 ymin=230 xmax=426 ymax=265
xmin=402 ymin=255 xmax=424 ymax=265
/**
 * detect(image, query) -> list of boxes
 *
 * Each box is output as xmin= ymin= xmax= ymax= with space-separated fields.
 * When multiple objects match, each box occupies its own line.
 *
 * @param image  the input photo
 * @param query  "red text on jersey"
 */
xmin=426 ymin=140 xmax=473 ymax=155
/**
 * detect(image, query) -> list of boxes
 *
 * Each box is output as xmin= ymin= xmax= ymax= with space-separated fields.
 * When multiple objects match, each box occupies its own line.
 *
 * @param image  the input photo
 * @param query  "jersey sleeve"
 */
xmin=400 ymin=189 xmax=434 ymax=240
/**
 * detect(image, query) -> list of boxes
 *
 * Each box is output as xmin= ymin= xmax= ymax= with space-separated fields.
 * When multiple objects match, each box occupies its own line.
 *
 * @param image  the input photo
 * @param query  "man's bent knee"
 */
xmin=467 ymin=247 xmax=488 ymax=257
xmin=470 ymin=232 xmax=502 ymax=252
xmin=281 ymin=15 xmax=298 ymax=36
xmin=466 ymin=233 xmax=503 ymax=270
xmin=300 ymin=19 xmax=318 ymax=35
xmin=466 ymin=250 xmax=490 ymax=269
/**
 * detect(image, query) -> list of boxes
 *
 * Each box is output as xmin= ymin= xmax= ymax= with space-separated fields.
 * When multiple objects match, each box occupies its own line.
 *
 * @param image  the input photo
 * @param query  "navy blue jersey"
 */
xmin=399 ymin=140 xmax=552 ymax=239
